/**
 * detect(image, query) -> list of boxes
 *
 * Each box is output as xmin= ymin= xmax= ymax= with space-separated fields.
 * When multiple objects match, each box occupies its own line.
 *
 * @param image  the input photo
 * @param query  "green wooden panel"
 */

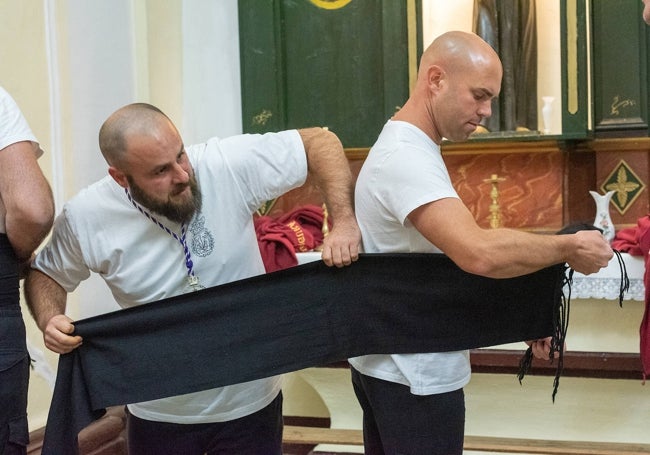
xmin=238 ymin=1 xmax=285 ymax=133
xmin=560 ymin=0 xmax=590 ymax=139
xmin=238 ymin=0 xmax=414 ymax=148
xmin=591 ymin=0 xmax=648 ymax=134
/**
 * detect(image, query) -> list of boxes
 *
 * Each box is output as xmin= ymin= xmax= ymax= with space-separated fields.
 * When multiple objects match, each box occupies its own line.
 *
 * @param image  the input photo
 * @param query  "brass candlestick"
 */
xmin=321 ymin=203 xmax=329 ymax=237
xmin=314 ymin=203 xmax=329 ymax=252
xmin=483 ymin=174 xmax=505 ymax=229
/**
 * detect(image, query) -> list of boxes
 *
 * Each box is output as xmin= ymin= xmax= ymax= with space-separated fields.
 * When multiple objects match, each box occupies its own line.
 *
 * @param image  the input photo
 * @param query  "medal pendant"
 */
xmin=187 ymin=275 xmax=203 ymax=291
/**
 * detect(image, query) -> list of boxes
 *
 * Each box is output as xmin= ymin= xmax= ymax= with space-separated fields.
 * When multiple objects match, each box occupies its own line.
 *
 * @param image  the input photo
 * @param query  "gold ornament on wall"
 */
xmin=252 ymin=109 xmax=273 ymax=127
xmin=601 ymin=159 xmax=644 ymax=215
xmin=609 ymin=96 xmax=636 ymax=116
xmin=309 ymin=0 xmax=352 ymax=10
xmin=483 ymin=174 xmax=506 ymax=229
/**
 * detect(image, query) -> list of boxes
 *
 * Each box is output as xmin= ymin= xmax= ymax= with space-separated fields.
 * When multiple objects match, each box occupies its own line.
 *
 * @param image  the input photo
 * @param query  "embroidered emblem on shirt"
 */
xmin=189 ymin=214 xmax=214 ymax=257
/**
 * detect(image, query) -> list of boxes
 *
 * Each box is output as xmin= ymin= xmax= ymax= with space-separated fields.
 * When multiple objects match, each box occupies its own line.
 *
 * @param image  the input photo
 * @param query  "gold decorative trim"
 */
xmin=309 ymin=0 xmax=352 ymax=10
xmin=567 ymin=0 xmax=578 ymax=114
xmin=344 ymin=148 xmax=370 ymax=160
xmin=407 ymin=0 xmax=417 ymax=94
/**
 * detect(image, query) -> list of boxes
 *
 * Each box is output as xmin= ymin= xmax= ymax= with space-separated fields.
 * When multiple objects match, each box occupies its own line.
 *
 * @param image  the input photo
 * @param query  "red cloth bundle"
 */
xmin=254 ymin=204 xmax=329 ymax=273
xmin=611 ymin=215 xmax=650 ymax=382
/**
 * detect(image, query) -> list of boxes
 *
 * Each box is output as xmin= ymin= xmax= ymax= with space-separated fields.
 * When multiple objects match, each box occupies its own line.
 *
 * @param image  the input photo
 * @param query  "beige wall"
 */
xmin=0 ymin=2 xmax=52 ymax=173
xmin=143 ymin=0 xmax=183 ymax=127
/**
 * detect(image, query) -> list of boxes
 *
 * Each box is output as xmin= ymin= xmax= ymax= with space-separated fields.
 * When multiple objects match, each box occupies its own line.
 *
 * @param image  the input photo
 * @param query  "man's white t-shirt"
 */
xmin=34 ymin=130 xmax=308 ymax=423
xmin=348 ymin=120 xmax=472 ymax=395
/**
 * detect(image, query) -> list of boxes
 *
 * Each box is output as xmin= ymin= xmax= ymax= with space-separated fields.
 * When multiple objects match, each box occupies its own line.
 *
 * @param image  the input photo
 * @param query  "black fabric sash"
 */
xmin=42 ymin=253 xmax=564 ymax=454
xmin=0 ymin=233 xmax=19 ymax=307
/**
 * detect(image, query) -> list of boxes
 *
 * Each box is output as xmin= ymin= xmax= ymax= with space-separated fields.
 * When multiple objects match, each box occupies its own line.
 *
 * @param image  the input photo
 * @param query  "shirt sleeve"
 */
xmin=0 ymin=86 xmax=41 ymax=156
xmin=379 ymin=145 xmax=458 ymax=225
xmin=199 ymin=130 xmax=308 ymax=212
xmin=32 ymin=206 xmax=91 ymax=293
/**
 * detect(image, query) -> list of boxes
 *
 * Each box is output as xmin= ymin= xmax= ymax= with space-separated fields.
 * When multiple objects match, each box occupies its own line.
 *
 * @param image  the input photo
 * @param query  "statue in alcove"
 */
xmin=473 ymin=0 xmax=538 ymax=133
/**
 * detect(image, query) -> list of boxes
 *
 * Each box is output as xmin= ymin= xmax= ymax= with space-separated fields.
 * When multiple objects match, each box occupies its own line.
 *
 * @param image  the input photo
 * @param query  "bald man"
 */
xmin=349 ymin=31 xmax=612 ymax=454
xmin=26 ymin=103 xmax=360 ymax=454
xmin=644 ymin=0 xmax=650 ymax=24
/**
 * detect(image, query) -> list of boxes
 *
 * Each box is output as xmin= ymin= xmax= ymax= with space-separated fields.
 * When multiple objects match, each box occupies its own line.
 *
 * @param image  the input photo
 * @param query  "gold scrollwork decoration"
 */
xmin=252 ymin=109 xmax=273 ymax=126
xmin=610 ymin=96 xmax=636 ymax=116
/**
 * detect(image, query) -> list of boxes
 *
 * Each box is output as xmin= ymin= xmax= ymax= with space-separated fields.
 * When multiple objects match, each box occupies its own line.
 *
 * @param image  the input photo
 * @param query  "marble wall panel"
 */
xmin=444 ymin=152 xmax=564 ymax=231
xmin=268 ymin=139 xmax=650 ymax=235
xmin=269 ymin=150 xmax=564 ymax=232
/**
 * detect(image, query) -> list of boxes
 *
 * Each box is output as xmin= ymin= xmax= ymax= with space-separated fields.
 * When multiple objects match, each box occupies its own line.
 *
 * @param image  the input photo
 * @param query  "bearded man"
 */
xmin=25 ymin=102 xmax=360 ymax=454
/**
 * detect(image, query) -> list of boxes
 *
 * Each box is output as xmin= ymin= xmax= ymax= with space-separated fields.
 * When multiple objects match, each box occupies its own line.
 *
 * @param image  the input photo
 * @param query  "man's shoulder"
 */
xmin=64 ymin=176 xmax=123 ymax=215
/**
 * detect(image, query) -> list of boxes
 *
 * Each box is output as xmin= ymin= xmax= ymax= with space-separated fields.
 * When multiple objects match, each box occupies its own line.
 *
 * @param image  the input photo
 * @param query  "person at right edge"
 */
xmin=349 ymin=31 xmax=613 ymax=455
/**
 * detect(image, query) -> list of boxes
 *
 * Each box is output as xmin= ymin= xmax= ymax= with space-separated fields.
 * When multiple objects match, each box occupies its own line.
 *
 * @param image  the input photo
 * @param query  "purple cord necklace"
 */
xmin=125 ymin=188 xmax=203 ymax=291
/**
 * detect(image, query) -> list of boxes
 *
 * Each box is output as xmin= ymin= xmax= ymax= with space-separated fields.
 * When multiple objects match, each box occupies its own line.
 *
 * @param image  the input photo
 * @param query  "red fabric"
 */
xmin=254 ymin=205 xmax=328 ymax=273
xmin=611 ymin=227 xmax=644 ymax=256
xmin=612 ymin=215 xmax=650 ymax=382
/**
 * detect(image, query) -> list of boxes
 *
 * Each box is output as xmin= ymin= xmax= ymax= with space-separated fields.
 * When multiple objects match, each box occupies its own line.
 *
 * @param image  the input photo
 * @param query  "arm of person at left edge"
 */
xmin=0 ymin=140 xmax=54 ymax=271
xmin=298 ymin=127 xmax=361 ymax=268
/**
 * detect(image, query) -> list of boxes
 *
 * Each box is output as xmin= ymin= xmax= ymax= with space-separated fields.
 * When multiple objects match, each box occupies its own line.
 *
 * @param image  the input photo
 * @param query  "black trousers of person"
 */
xmin=125 ymin=392 xmax=283 ymax=455
xmin=0 ymin=234 xmax=29 ymax=455
xmin=351 ymin=367 xmax=465 ymax=455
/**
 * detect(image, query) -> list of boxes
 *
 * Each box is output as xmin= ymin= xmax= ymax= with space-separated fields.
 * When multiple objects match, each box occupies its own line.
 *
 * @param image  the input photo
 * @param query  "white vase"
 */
xmin=541 ymin=96 xmax=554 ymax=134
xmin=589 ymin=190 xmax=616 ymax=242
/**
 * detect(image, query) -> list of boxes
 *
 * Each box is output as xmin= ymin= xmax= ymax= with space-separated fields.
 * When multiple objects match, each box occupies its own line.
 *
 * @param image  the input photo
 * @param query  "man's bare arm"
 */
xmin=409 ymin=197 xmax=612 ymax=278
xmin=0 ymin=141 xmax=54 ymax=261
xmin=298 ymin=128 xmax=361 ymax=267
xmin=24 ymin=269 xmax=82 ymax=354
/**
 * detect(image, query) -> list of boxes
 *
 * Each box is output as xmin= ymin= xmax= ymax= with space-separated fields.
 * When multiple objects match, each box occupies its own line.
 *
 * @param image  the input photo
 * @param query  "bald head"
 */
xmin=99 ymin=103 xmax=175 ymax=167
xmin=393 ymin=31 xmax=502 ymax=143
xmin=419 ymin=31 xmax=501 ymax=82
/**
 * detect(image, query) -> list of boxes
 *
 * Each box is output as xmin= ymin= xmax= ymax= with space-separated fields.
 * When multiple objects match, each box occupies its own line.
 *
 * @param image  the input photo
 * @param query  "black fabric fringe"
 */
xmin=517 ymin=249 xmax=629 ymax=401
xmin=613 ymin=249 xmax=630 ymax=308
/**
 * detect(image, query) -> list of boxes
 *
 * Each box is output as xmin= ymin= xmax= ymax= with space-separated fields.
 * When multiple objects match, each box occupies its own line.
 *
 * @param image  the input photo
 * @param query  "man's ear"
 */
xmin=108 ymin=166 xmax=128 ymax=188
xmin=427 ymin=64 xmax=445 ymax=92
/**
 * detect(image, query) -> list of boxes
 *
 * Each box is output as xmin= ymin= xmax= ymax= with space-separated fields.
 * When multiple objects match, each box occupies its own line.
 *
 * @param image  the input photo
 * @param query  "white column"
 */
xmin=182 ymin=0 xmax=242 ymax=143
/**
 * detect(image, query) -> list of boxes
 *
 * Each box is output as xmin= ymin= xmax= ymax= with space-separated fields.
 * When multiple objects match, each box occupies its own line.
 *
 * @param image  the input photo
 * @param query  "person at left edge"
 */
xmin=25 ymin=102 xmax=360 ymax=455
xmin=0 ymin=85 xmax=54 ymax=455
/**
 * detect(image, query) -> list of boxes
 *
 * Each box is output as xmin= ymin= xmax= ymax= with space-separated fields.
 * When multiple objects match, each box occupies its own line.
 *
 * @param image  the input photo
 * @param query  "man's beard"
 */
xmin=127 ymin=174 xmax=202 ymax=225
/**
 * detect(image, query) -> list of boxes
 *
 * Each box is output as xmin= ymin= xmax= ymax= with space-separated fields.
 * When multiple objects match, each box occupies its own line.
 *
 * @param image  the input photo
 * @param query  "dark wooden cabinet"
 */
xmin=591 ymin=0 xmax=649 ymax=136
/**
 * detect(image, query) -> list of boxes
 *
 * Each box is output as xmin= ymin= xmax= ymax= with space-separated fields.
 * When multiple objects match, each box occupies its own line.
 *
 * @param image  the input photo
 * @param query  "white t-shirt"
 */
xmin=0 ymin=86 xmax=43 ymax=234
xmin=33 ymin=130 xmax=307 ymax=423
xmin=348 ymin=120 xmax=472 ymax=395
